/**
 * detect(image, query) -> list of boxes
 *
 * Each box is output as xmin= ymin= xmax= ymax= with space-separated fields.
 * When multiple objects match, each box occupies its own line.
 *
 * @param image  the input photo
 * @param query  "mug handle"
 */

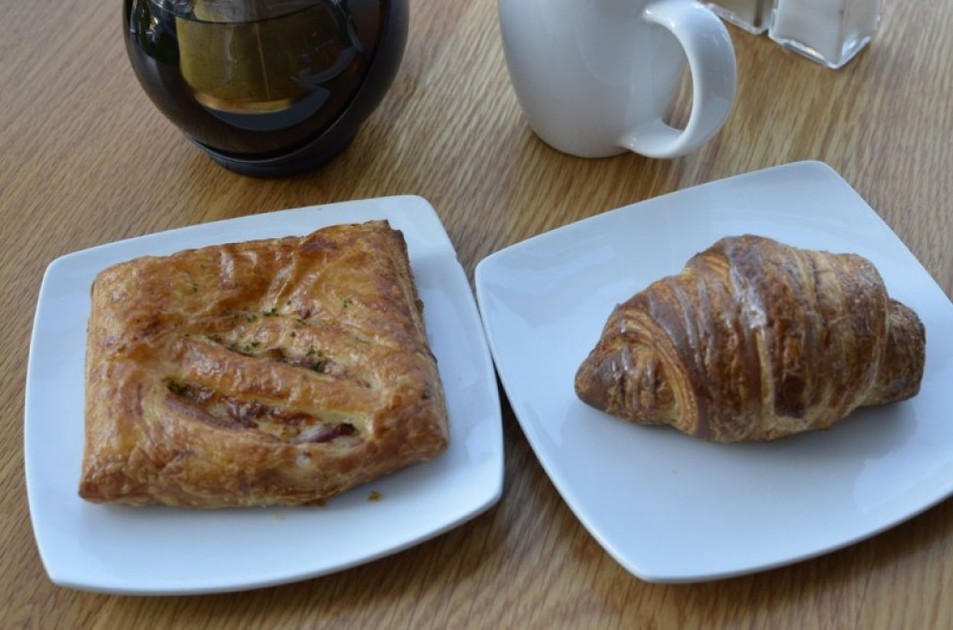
xmin=618 ymin=0 xmax=737 ymax=158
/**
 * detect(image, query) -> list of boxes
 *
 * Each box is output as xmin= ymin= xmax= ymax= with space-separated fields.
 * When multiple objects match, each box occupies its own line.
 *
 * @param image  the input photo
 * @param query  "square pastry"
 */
xmin=80 ymin=220 xmax=449 ymax=508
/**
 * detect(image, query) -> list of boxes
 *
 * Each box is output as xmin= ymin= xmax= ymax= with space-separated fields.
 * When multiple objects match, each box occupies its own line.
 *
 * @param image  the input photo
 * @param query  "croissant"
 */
xmin=574 ymin=235 xmax=925 ymax=442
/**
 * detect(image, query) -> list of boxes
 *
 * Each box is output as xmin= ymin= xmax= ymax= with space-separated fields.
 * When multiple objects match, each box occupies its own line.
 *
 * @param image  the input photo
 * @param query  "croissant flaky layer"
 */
xmin=574 ymin=235 xmax=926 ymax=442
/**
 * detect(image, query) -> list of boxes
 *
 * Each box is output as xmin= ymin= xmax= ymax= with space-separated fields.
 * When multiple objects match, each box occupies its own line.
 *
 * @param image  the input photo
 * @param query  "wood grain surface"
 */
xmin=2 ymin=0 xmax=951 ymax=628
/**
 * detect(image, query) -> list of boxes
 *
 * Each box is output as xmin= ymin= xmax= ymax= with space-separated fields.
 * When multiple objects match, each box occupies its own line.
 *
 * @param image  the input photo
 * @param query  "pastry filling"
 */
xmin=165 ymin=380 xmax=357 ymax=444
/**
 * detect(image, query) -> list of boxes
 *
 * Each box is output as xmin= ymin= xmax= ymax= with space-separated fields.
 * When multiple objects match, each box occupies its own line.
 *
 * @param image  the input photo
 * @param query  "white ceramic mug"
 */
xmin=499 ymin=0 xmax=737 ymax=158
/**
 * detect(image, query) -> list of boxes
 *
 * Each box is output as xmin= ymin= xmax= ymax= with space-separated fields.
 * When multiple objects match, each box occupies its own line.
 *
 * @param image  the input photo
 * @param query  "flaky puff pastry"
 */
xmin=80 ymin=220 xmax=449 ymax=507
xmin=575 ymin=235 xmax=925 ymax=442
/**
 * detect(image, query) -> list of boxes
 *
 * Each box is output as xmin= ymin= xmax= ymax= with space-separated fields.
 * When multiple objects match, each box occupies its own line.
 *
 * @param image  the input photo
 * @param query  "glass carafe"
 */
xmin=124 ymin=0 xmax=408 ymax=176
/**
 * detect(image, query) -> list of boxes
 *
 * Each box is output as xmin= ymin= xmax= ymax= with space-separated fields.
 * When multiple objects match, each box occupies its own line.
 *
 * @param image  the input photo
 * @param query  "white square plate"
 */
xmin=475 ymin=161 xmax=953 ymax=582
xmin=26 ymin=195 xmax=503 ymax=594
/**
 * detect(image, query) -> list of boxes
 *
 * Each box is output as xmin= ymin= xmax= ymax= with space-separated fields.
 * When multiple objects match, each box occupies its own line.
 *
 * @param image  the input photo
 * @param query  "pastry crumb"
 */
xmin=368 ymin=490 xmax=382 ymax=502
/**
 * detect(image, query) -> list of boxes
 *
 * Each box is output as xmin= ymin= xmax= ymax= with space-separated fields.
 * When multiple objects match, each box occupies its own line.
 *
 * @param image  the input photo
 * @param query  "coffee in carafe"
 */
xmin=125 ymin=0 xmax=407 ymax=176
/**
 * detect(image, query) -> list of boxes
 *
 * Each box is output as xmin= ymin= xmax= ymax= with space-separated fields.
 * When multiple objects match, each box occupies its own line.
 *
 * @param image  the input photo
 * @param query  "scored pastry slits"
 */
xmin=166 ymin=330 xmax=381 ymax=440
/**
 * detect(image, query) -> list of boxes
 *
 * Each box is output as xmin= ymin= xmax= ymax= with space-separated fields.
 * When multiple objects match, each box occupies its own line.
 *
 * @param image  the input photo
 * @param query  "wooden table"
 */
xmin=2 ymin=1 xmax=951 ymax=627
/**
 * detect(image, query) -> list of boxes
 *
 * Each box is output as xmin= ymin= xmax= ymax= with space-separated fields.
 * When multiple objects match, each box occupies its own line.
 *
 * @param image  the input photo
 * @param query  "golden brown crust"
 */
xmin=574 ymin=235 xmax=926 ymax=442
xmin=80 ymin=220 xmax=449 ymax=507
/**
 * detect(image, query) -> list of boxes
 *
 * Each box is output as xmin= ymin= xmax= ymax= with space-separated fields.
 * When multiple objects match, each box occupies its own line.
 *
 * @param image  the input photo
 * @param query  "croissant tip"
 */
xmin=573 ymin=355 xmax=609 ymax=411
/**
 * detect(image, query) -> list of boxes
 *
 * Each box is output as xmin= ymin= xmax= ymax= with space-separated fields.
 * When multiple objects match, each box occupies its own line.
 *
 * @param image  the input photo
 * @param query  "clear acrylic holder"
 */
xmin=704 ymin=0 xmax=774 ymax=35
xmin=768 ymin=0 xmax=884 ymax=69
